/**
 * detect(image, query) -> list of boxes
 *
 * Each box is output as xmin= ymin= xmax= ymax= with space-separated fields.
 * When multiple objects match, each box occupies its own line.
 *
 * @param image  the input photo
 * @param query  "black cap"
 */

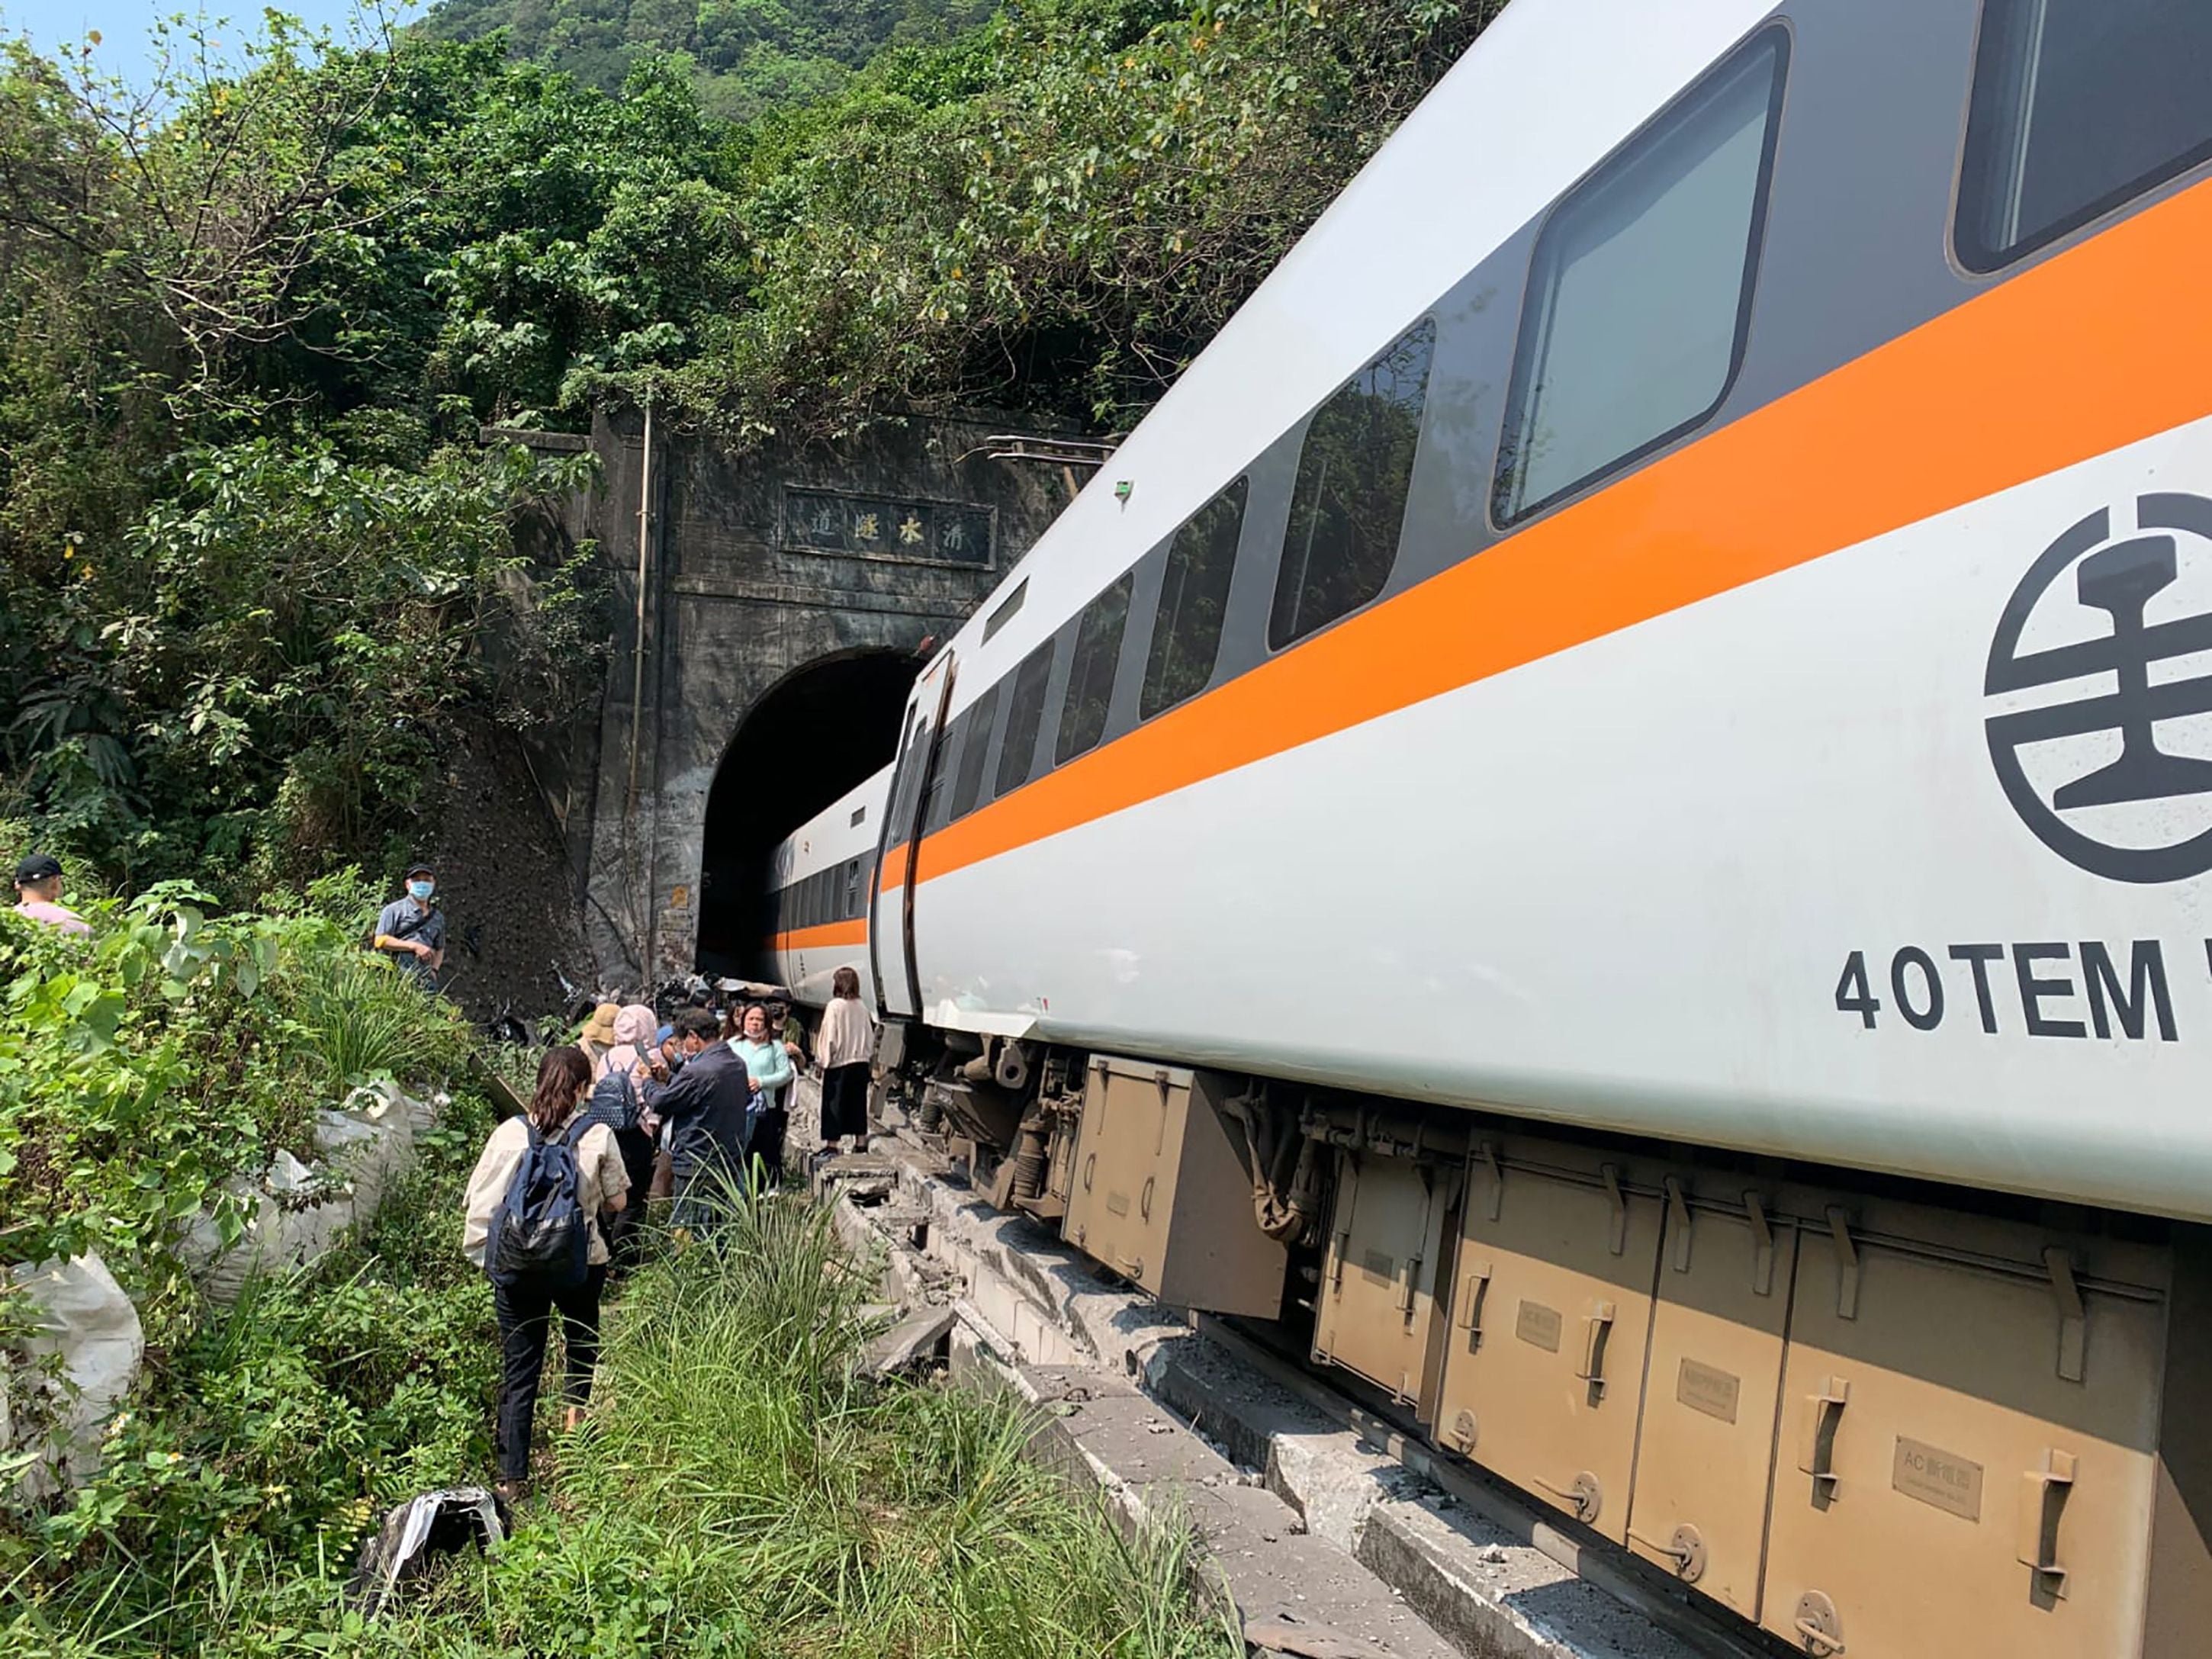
xmin=14 ymin=853 xmax=63 ymax=885
xmin=403 ymin=860 xmax=435 ymax=879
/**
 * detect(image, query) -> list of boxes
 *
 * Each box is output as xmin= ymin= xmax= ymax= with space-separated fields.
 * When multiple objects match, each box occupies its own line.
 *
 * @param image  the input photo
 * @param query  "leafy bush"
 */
xmin=0 ymin=881 xmax=472 ymax=1297
xmin=1 ymin=1088 xmax=501 ymax=1649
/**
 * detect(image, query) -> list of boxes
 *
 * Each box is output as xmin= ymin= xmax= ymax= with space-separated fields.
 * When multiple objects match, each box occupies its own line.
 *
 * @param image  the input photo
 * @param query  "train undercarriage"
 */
xmin=879 ymin=1022 xmax=2212 ymax=1659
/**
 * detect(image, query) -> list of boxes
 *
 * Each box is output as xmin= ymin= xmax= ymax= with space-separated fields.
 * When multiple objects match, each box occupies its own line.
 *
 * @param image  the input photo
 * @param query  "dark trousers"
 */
xmin=671 ymin=1156 xmax=735 ymax=1233
xmin=606 ymin=1128 xmax=657 ymax=1269
xmin=750 ymin=1105 xmax=789 ymax=1187
xmin=493 ymin=1265 xmax=606 ymax=1481
xmin=821 ymin=1063 xmax=870 ymax=1143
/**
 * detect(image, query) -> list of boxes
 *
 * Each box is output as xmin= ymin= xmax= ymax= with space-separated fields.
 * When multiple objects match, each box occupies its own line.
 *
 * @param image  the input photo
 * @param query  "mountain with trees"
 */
xmin=0 ymin=0 xmax=1501 ymax=892
xmin=415 ymin=0 xmax=998 ymax=117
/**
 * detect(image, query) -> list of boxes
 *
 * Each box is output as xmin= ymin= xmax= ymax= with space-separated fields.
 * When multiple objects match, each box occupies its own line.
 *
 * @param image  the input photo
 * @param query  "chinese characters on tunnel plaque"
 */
xmin=784 ymin=488 xmax=995 ymax=568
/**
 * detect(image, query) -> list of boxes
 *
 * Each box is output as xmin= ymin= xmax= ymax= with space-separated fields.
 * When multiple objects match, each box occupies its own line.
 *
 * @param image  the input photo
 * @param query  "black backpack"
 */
xmin=487 ymin=1120 xmax=590 ymax=1288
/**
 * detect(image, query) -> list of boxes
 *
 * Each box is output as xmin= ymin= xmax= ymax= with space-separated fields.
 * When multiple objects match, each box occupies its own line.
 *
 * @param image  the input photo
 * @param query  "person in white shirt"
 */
xmin=461 ymin=1046 xmax=629 ymax=1503
xmin=814 ymin=966 xmax=876 ymax=1154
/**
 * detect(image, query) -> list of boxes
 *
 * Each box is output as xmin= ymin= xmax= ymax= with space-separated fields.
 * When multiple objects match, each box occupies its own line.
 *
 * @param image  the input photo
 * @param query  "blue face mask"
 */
xmin=407 ymin=879 xmax=434 ymax=902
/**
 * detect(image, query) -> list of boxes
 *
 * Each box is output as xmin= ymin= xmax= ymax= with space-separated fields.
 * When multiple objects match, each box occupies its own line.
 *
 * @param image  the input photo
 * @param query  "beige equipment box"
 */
xmin=1400 ymin=1127 xmax=2197 ymax=1659
xmin=1313 ymin=1149 xmax=1458 ymax=1410
xmin=1757 ymin=1201 xmax=2168 ymax=1659
xmin=1436 ymin=1137 xmax=1664 ymax=1542
xmin=1060 ymin=1055 xmax=1286 ymax=1317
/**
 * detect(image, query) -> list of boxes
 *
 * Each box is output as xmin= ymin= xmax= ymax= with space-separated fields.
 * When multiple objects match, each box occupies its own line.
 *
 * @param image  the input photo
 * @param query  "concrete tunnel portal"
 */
xmin=694 ymin=647 xmax=920 ymax=979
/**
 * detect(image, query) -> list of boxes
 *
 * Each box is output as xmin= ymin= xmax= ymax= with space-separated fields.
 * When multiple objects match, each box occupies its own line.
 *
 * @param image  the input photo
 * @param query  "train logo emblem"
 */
xmin=1985 ymin=493 xmax=2212 ymax=883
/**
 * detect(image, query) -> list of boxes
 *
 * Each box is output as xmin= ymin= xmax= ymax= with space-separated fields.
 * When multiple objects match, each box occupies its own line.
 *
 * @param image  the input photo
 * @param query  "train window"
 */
xmin=844 ymin=858 xmax=860 ymax=917
xmin=950 ymin=684 xmax=1001 ymax=820
xmin=983 ymin=579 xmax=1027 ymax=643
xmin=1957 ymin=0 xmax=2212 ymax=272
xmin=994 ymin=640 xmax=1055 ymax=799
xmin=1493 ymin=27 xmax=1787 ymax=526
xmin=1056 ymin=572 xmax=1136 ymax=764
xmin=1270 ymin=322 xmax=1435 ymax=651
xmin=885 ymin=704 xmax=921 ymax=839
xmin=921 ymin=706 xmax=960 ymax=835
xmin=1143 ymin=477 xmax=1249 ymax=720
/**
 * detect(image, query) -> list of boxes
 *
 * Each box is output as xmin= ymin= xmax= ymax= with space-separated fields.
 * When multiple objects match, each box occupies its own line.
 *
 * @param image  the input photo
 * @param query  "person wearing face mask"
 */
xmin=732 ymin=1003 xmax=796 ymax=1187
xmin=372 ymin=861 xmax=447 ymax=989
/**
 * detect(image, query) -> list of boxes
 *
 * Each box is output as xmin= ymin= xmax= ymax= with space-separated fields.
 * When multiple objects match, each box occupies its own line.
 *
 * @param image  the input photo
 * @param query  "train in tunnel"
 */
xmin=751 ymin=0 xmax=2212 ymax=1653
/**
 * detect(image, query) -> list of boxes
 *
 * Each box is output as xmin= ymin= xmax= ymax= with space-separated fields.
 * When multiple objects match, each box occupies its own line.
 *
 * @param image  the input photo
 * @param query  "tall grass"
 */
xmin=286 ymin=950 xmax=455 ymax=1090
xmin=6 ymin=1191 xmax=1239 ymax=1659
xmin=434 ymin=1192 xmax=1239 ymax=1658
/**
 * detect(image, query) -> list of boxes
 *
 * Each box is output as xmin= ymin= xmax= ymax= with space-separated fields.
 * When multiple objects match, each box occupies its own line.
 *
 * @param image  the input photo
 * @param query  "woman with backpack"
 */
xmin=578 ymin=1004 xmax=661 ymax=1268
xmin=462 ymin=1046 xmax=630 ymax=1503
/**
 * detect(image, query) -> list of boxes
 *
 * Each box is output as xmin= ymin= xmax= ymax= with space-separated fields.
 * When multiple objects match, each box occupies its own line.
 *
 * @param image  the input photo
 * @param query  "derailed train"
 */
xmin=758 ymin=1 xmax=2212 ymax=1652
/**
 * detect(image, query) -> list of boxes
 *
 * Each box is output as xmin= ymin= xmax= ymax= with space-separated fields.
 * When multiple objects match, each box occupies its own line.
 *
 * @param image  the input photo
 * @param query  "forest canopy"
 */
xmin=0 ymin=0 xmax=1499 ymax=887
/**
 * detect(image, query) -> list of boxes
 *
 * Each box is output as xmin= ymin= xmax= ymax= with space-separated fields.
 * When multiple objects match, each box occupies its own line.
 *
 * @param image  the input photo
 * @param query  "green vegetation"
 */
xmin=2 ymin=0 xmax=1497 ymax=883
xmin=2 ymin=889 xmax=1230 ymax=1655
xmin=416 ymin=0 xmax=999 ymax=119
xmin=0 ymin=865 xmax=475 ymax=1281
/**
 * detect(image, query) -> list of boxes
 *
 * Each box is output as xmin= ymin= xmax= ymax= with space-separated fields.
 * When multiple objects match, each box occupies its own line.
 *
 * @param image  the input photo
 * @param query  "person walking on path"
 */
xmin=815 ymin=966 xmax=876 ymax=1155
xmin=732 ymin=1003 xmax=795 ymax=1186
xmin=592 ymin=1005 xmax=658 ymax=1085
xmin=12 ymin=854 xmax=91 ymax=937
xmin=462 ymin=1046 xmax=629 ymax=1504
xmin=580 ymin=1005 xmax=661 ymax=1266
xmin=371 ymin=862 xmax=445 ymax=989
xmin=577 ymin=1003 xmax=619 ymax=1075
xmin=649 ymin=1007 xmax=757 ymax=1231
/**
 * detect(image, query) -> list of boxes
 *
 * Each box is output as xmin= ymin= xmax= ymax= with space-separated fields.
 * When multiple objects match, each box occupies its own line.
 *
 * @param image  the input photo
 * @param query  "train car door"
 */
xmin=868 ymin=654 xmax=956 ymax=1020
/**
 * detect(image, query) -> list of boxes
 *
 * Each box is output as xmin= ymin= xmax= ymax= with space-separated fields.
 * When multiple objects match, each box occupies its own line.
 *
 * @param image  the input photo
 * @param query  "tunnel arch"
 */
xmin=694 ymin=646 xmax=919 ymax=976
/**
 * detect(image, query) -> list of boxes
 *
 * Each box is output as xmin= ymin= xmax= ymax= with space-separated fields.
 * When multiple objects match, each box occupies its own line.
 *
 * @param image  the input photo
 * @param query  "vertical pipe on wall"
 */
xmin=625 ymin=400 xmax=655 ymax=821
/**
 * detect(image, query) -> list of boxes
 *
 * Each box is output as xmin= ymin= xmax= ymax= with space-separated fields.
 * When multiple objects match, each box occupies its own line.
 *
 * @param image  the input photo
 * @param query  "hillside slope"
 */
xmin=416 ymin=0 xmax=994 ymax=114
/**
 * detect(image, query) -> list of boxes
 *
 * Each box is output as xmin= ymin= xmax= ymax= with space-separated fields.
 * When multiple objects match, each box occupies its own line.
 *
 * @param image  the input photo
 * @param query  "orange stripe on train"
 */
xmin=881 ymin=176 xmax=2212 ymax=892
xmin=771 ymin=921 xmax=870 ymax=952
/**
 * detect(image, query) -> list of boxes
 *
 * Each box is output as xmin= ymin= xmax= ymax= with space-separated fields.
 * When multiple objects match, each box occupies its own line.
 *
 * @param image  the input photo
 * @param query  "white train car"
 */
xmin=762 ymin=769 xmax=886 ymax=1009
xmin=762 ymin=1 xmax=2212 ymax=1651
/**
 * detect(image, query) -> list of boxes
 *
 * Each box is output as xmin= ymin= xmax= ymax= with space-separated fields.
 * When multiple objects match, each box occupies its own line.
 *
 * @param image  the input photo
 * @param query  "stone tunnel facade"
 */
xmin=507 ymin=410 xmax=1072 ymax=989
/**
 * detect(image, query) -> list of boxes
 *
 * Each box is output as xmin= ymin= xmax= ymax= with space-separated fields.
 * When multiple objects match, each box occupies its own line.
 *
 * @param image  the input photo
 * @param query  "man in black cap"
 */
xmin=12 ymin=854 xmax=90 ymax=937
xmin=371 ymin=861 xmax=446 ymax=989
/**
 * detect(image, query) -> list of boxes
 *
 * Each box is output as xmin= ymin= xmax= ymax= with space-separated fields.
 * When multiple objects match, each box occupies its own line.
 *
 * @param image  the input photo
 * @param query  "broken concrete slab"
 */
xmin=859 ymin=1305 xmax=955 ymax=1377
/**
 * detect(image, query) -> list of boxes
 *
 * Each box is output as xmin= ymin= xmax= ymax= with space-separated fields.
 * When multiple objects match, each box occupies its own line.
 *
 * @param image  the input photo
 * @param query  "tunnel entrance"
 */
xmin=695 ymin=648 xmax=919 ymax=977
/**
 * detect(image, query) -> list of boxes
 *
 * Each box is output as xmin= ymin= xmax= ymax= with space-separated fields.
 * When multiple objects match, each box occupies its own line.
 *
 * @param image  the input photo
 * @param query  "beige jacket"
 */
xmin=815 ymin=997 xmax=876 ymax=1071
xmin=462 ymin=1112 xmax=629 ymax=1268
